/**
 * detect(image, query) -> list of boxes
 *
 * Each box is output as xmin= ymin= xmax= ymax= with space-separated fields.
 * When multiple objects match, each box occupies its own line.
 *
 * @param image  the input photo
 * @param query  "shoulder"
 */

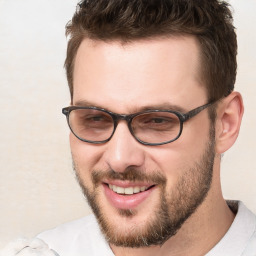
xmin=239 ymin=202 xmax=256 ymax=255
xmin=38 ymin=214 xmax=97 ymax=237
xmin=206 ymin=201 xmax=256 ymax=256
xmin=37 ymin=214 xmax=113 ymax=256
xmin=236 ymin=201 xmax=256 ymax=254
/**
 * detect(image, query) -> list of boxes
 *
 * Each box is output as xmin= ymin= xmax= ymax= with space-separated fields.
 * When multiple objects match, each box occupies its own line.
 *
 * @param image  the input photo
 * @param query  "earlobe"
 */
xmin=215 ymin=92 xmax=244 ymax=154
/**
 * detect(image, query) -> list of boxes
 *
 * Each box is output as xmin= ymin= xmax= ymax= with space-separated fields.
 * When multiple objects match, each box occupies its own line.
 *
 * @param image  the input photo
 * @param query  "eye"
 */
xmin=144 ymin=117 xmax=172 ymax=124
xmin=86 ymin=115 xmax=108 ymax=122
xmin=139 ymin=114 xmax=176 ymax=125
xmin=71 ymin=109 xmax=113 ymax=130
xmin=132 ymin=112 xmax=180 ymax=131
xmin=83 ymin=114 xmax=113 ymax=127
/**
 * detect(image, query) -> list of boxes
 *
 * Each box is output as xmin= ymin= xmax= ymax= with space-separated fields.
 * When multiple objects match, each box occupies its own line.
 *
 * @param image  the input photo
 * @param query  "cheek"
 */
xmin=147 ymin=146 xmax=186 ymax=191
xmin=147 ymin=118 xmax=211 ymax=185
xmin=180 ymin=114 xmax=212 ymax=160
xmin=69 ymin=133 xmax=105 ymax=176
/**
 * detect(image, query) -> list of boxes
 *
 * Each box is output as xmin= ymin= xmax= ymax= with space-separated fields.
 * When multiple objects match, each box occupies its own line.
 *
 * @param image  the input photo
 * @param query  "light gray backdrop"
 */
xmin=0 ymin=0 xmax=255 ymax=248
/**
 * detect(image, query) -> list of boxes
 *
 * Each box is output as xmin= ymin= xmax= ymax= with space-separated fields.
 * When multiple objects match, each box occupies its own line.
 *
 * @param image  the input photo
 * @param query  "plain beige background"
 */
xmin=0 ymin=0 xmax=255 ymax=248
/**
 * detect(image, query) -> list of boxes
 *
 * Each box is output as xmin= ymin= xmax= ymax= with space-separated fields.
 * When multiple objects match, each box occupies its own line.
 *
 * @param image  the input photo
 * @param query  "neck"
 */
xmin=110 ymin=189 xmax=235 ymax=256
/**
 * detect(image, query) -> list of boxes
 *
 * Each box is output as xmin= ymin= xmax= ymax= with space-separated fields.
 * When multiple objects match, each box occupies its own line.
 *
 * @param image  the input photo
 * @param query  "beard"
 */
xmin=73 ymin=128 xmax=215 ymax=248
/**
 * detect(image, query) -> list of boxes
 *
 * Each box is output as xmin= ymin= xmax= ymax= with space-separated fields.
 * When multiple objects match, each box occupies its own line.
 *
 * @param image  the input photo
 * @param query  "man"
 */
xmin=1 ymin=0 xmax=255 ymax=255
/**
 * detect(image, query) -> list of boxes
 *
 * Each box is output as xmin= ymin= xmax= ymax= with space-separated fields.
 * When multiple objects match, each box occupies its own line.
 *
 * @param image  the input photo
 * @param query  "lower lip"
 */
xmin=103 ymin=184 xmax=155 ymax=210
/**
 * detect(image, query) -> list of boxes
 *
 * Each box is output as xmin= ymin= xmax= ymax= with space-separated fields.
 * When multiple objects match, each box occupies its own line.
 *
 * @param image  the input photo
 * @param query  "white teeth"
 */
xmin=112 ymin=185 xmax=117 ymax=192
xmin=116 ymin=186 xmax=125 ymax=194
xmin=133 ymin=186 xmax=140 ymax=193
xmin=108 ymin=184 xmax=149 ymax=195
xmin=140 ymin=186 xmax=146 ymax=192
xmin=124 ymin=187 xmax=133 ymax=195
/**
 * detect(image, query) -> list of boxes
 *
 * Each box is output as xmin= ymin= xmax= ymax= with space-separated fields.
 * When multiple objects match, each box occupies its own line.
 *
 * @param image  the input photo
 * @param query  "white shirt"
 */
xmin=206 ymin=201 xmax=256 ymax=256
xmin=38 ymin=201 xmax=256 ymax=256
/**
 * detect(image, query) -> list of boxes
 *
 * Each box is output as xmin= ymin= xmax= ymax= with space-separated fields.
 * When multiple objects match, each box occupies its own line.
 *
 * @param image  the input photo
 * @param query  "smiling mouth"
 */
xmin=107 ymin=184 xmax=155 ymax=195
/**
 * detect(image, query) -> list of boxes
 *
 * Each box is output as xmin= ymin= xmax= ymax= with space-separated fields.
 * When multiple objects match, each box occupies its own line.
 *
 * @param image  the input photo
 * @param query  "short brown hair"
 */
xmin=65 ymin=0 xmax=237 ymax=102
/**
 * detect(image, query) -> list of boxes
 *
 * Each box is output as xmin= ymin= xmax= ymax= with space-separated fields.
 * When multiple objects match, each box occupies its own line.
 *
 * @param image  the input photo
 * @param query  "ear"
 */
xmin=215 ymin=92 xmax=244 ymax=154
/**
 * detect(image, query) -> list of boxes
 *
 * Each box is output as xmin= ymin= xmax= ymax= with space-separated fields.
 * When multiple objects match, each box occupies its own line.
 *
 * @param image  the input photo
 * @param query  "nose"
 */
xmin=103 ymin=121 xmax=145 ymax=173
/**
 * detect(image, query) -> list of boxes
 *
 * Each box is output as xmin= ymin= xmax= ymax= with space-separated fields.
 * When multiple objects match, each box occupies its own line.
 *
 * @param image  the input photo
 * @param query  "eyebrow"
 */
xmin=73 ymin=99 xmax=188 ymax=114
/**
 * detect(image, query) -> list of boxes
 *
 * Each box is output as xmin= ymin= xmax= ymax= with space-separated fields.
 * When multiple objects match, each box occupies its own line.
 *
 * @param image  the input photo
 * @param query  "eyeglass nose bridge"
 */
xmin=110 ymin=112 xmax=137 ymax=140
xmin=112 ymin=113 xmax=133 ymax=122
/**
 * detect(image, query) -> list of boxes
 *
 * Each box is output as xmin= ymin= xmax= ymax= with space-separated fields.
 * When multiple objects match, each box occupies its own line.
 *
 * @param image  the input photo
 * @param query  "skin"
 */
xmin=70 ymin=36 xmax=244 ymax=256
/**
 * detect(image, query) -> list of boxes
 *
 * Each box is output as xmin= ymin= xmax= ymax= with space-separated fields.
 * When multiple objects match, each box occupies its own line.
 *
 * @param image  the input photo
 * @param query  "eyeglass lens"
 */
xmin=68 ymin=109 xmax=181 ymax=144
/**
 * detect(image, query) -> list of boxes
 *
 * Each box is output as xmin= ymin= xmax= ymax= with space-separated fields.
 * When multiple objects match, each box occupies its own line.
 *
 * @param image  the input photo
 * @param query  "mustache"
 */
xmin=91 ymin=167 xmax=167 ymax=186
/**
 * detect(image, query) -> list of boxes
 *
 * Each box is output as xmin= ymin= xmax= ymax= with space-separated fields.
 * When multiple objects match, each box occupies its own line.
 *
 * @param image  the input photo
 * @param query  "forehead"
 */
xmin=73 ymin=36 xmax=206 ymax=112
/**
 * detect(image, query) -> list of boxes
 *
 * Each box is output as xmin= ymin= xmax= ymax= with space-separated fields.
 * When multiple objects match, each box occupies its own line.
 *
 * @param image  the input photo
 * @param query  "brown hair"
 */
xmin=65 ymin=0 xmax=237 ymax=102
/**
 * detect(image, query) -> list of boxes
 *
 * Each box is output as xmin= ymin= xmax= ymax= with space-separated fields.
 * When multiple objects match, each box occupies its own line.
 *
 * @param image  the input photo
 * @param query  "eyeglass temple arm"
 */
xmin=182 ymin=102 xmax=215 ymax=121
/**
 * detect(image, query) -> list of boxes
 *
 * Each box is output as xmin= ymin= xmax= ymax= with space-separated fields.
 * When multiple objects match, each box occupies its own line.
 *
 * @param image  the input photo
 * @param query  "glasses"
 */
xmin=62 ymin=101 xmax=215 ymax=146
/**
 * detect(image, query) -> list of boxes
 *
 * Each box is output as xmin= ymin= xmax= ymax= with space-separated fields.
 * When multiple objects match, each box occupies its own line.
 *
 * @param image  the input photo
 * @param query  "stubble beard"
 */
xmin=73 ymin=130 xmax=215 ymax=248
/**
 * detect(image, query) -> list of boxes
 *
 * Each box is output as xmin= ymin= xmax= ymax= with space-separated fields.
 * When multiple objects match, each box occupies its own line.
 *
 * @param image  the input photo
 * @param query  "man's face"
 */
xmin=70 ymin=36 xmax=215 ymax=247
